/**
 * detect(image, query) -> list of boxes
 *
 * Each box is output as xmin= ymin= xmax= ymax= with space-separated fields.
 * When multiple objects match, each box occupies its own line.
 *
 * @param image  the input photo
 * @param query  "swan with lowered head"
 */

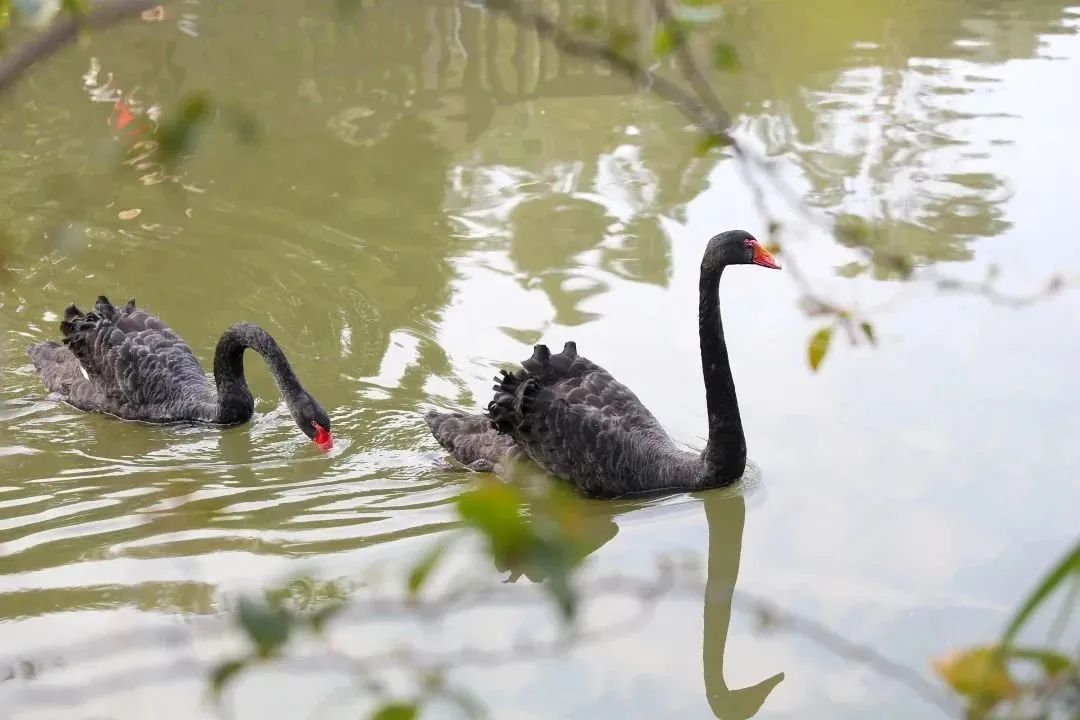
xmin=425 ymin=230 xmax=780 ymax=497
xmin=27 ymin=295 xmax=333 ymax=449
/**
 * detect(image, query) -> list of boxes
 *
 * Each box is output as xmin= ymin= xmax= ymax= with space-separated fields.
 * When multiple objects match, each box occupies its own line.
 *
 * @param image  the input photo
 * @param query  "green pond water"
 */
xmin=1 ymin=1 xmax=1078 ymax=718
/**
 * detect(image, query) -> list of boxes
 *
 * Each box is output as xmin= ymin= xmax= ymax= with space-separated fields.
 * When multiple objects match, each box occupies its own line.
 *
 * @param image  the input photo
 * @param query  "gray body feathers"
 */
xmin=28 ymin=296 xmax=219 ymax=423
xmin=425 ymin=341 xmax=708 ymax=498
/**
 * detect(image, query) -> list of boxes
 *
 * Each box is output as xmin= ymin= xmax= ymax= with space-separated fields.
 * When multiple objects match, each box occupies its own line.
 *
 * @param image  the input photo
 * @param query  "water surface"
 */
xmin=1 ymin=1 xmax=1079 ymax=718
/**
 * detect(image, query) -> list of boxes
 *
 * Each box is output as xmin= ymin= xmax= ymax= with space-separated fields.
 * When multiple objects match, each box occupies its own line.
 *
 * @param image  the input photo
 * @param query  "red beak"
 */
xmin=313 ymin=423 xmax=333 ymax=452
xmin=751 ymin=242 xmax=782 ymax=269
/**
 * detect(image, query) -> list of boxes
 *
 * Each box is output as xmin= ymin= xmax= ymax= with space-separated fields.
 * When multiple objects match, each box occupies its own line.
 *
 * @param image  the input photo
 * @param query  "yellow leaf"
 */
xmin=807 ymin=326 xmax=832 ymax=371
xmin=932 ymin=645 xmax=1017 ymax=703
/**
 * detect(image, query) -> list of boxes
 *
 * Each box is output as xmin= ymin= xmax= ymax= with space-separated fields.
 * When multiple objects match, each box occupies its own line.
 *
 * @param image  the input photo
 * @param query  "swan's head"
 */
xmin=292 ymin=394 xmax=333 ymax=451
xmin=703 ymin=230 xmax=781 ymax=272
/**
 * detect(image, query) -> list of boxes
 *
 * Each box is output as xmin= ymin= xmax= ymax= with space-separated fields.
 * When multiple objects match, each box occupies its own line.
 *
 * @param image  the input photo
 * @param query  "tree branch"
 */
xmin=649 ymin=0 xmax=731 ymax=129
xmin=0 ymin=0 xmax=167 ymax=97
xmin=1 ymin=571 xmax=958 ymax=717
xmin=483 ymin=0 xmax=730 ymax=140
xmin=482 ymin=0 xmax=1071 ymax=361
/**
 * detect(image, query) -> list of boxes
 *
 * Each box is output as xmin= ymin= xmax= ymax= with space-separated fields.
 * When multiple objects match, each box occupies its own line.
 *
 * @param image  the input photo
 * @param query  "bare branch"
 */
xmin=734 ymin=589 xmax=957 ymax=715
xmin=484 ymin=0 xmax=1071 ymax=328
xmin=649 ymin=0 xmax=730 ymax=129
xmin=928 ymin=270 xmax=1075 ymax=308
xmin=0 ymin=0 xmax=168 ymax=97
xmin=2 ymin=570 xmax=958 ymax=717
xmin=483 ymin=0 xmax=730 ymax=140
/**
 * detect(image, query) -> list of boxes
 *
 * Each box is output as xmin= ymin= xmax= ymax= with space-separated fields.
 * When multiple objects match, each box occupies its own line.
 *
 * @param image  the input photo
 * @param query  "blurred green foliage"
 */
xmin=456 ymin=476 xmax=591 ymax=620
xmin=934 ymin=541 xmax=1079 ymax=719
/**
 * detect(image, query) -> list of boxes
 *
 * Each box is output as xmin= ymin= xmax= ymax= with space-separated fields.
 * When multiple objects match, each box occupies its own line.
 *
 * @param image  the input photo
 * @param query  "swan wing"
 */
xmin=518 ymin=341 xmax=659 ymax=420
xmin=44 ymin=298 xmax=207 ymax=418
xmin=487 ymin=342 xmax=668 ymax=496
xmin=424 ymin=410 xmax=519 ymax=470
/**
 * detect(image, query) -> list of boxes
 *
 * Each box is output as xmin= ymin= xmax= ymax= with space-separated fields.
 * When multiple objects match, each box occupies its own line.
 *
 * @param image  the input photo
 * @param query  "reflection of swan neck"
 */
xmin=701 ymin=492 xmax=783 ymax=719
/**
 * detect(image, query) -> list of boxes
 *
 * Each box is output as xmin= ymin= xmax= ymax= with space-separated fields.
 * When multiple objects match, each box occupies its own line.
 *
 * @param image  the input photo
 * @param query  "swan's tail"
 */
xmin=92 ymin=295 xmax=137 ymax=323
xmin=489 ymin=341 xmax=573 ymax=436
xmin=58 ymin=302 xmax=90 ymax=340
xmin=487 ymin=368 xmax=538 ymax=435
xmin=424 ymin=409 xmax=517 ymax=471
xmin=53 ymin=297 xmax=127 ymax=343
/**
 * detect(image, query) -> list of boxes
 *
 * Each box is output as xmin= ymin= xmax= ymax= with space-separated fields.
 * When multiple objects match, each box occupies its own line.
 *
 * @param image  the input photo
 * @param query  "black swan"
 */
xmin=425 ymin=229 xmax=780 ymax=497
xmin=27 ymin=296 xmax=333 ymax=450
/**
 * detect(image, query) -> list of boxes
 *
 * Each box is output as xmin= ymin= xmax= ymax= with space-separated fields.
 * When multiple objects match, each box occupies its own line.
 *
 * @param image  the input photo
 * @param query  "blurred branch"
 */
xmin=929 ymin=269 xmax=1075 ymax=309
xmin=649 ymin=0 xmax=730 ymax=130
xmin=479 ymin=0 xmax=818 ymax=232
xmin=734 ymin=588 xmax=957 ymax=714
xmin=0 ymin=0 xmax=167 ymax=96
xmin=2 ymin=568 xmax=957 ymax=717
xmin=483 ymin=0 xmax=728 ymax=138
xmin=482 ymin=0 xmax=1073 ymax=373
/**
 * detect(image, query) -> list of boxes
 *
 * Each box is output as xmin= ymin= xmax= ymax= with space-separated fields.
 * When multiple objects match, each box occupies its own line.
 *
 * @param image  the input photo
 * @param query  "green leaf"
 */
xmin=371 ymin=702 xmax=419 ymax=720
xmin=1001 ymin=541 xmax=1080 ymax=648
xmin=932 ymin=645 xmax=1017 ymax=702
xmin=308 ymin=601 xmax=344 ymax=634
xmin=875 ymin=249 xmax=914 ymax=280
xmin=407 ymin=543 xmax=447 ymax=599
xmin=456 ymin=479 xmax=529 ymax=561
xmin=570 ymin=13 xmax=602 ymax=34
xmin=807 ymin=326 xmax=833 ymax=371
xmin=860 ymin=322 xmax=876 ymax=346
xmin=209 ymin=659 xmax=246 ymax=697
xmin=458 ymin=479 xmax=589 ymax=622
xmin=155 ymin=92 xmax=212 ymax=164
xmin=530 ymin=540 xmax=577 ymax=620
xmin=652 ymin=24 xmax=676 ymax=58
xmin=694 ymin=132 xmax=730 ymax=156
xmin=836 ymin=261 xmax=867 ymax=279
xmin=1005 ymin=647 xmax=1074 ymax=675
xmin=61 ymin=0 xmax=87 ymax=16
xmin=237 ymin=598 xmax=292 ymax=658
xmin=834 ymin=214 xmax=871 ymax=247
xmin=607 ymin=27 xmax=637 ymax=58
xmin=711 ymin=42 xmax=741 ymax=72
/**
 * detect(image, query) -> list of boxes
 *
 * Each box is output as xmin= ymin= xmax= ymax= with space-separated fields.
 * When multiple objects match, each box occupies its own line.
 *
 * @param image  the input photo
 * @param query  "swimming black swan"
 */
xmin=27 ymin=296 xmax=333 ymax=449
xmin=425 ymin=229 xmax=780 ymax=497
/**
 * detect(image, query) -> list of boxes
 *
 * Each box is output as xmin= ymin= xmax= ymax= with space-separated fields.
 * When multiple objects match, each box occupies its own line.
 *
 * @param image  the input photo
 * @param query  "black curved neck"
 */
xmin=699 ymin=266 xmax=747 ymax=481
xmin=212 ymin=323 xmax=305 ymax=425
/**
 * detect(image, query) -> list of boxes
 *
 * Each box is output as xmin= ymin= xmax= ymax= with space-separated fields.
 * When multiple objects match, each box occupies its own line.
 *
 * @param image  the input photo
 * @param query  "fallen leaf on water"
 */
xmin=118 ymin=209 xmax=142 ymax=220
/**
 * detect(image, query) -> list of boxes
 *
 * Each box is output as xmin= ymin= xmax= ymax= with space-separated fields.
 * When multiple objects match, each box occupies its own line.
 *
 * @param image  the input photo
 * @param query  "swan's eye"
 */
xmin=744 ymin=239 xmax=755 ymax=248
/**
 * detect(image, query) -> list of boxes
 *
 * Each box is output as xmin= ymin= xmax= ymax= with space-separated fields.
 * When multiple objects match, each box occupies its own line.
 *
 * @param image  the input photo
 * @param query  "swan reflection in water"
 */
xmin=699 ymin=486 xmax=785 ymax=719
xmin=493 ymin=468 xmax=785 ymax=719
